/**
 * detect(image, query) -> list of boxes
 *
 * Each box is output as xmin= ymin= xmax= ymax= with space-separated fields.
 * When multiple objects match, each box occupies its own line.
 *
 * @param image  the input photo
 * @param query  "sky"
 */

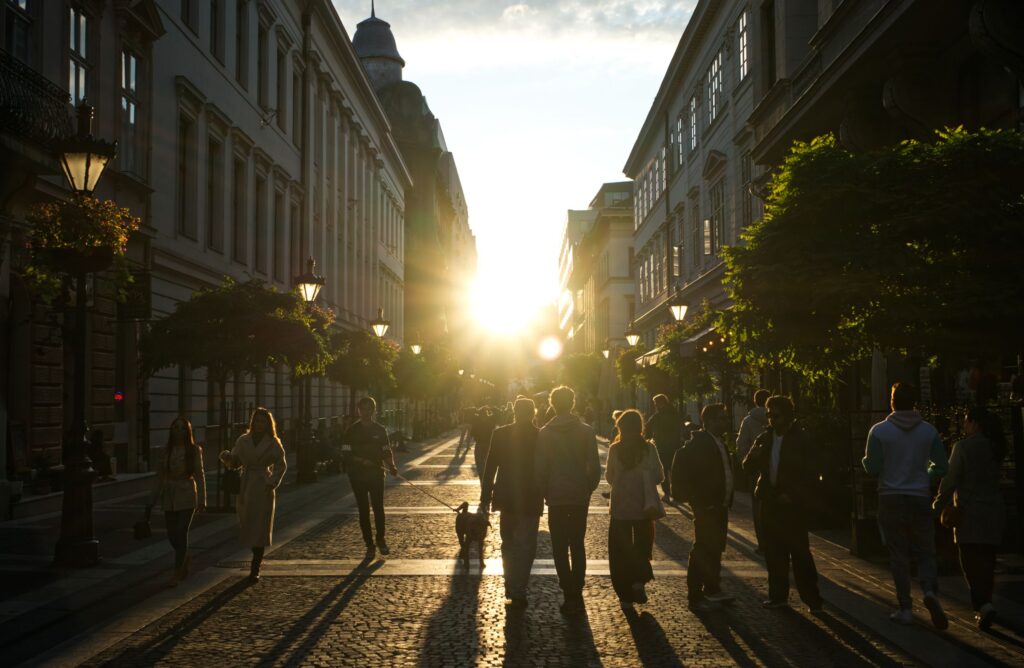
xmin=332 ymin=1 xmax=695 ymax=332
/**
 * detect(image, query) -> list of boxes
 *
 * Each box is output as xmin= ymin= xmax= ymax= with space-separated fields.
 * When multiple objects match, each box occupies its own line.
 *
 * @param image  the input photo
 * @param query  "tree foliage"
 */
xmin=393 ymin=342 xmax=459 ymax=401
xmin=559 ymin=352 xmax=603 ymax=401
xmin=655 ymin=301 xmax=745 ymax=401
xmin=325 ymin=329 xmax=397 ymax=395
xmin=141 ymin=278 xmax=333 ymax=382
xmin=615 ymin=346 xmax=641 ymax=390
xmin=722 ymin=128 xmax=1024 ymax=379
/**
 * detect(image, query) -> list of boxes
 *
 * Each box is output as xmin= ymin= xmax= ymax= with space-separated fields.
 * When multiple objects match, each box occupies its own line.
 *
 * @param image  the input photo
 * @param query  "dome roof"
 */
xmin=352 ymin=8 xmax=405 ymax=67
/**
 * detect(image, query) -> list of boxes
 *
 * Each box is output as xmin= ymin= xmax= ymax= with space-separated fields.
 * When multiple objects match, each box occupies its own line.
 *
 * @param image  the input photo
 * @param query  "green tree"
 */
xmin=559 ymin=352 xmax=603 ymax=403
xmin=722 ymin=128 xmax=1024 ymax=379
xmin=326 ymin=329 xmax=397 ymax=413
xmin=655 ymin=302 xmax=746 ymax=406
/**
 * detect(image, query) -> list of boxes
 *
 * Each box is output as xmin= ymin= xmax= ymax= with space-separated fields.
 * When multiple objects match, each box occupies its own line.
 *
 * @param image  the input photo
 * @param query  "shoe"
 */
xmin=364 ymin=544 xmax=376 ymax=560
xmin=248 ymin=558 xmax=262 ymax=584
xmin=662 ymin=494 xmax=672 ymax=502
xmin=377 ymin=538 xmax=390 ymax=556
xmin=923 ymin=593 xmax=948 ymax=630
xmin=631 ymin=583 xmax=649 ymax=604
xmin=762 ymin=599 xmax=789 ymax=609
xmin=688 ymin=599 xmax=720 ymax=612
xmin=559 ymin=596 xmax=584 ymax=615
xmin=806 ymin=599 xmax=825 ymax=613
xmin=619 ymin=599 xmax=635 ymax=612
xmin=705 ymin=592 xmax=735 ymax=605
xmin=889 ymin=609 xmax=913 ymax=625
xmin=976 ymin=603 xmax=996 ymax=631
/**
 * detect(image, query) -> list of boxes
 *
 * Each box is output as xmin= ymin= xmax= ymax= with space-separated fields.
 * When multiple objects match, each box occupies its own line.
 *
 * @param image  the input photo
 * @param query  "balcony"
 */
xmin=0 ymin=50 xmax=73 ymax=152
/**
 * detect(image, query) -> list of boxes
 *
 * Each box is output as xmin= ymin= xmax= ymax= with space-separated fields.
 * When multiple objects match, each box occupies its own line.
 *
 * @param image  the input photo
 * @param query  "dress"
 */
xmin=227 ymin=433 xmax=287 ymax=547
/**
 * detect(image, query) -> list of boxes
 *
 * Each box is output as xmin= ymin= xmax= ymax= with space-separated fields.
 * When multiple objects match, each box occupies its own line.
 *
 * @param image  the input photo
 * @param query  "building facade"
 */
xmin=0 ymin=0 xmax=411 ymax=496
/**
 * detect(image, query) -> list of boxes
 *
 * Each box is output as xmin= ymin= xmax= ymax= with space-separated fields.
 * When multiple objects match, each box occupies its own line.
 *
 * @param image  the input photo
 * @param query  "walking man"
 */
xmin=480 ymin=397 xmax=543 ymax=609
xmin=672 ymin=403 xmax=735 ymax=611
xmin=736 ymin=389 xmax=770 ymax=553
xmin=645 ymin=394 xmax=682 ymax=501
xmin=342 ymin=397 xmax=398 ymax=559
xmin=742 ymin=395 xmax=824 ymax=611
xmin=536 ymin=386 xmax=601 ymax=614
xmin=863 ymin=383 xmax=949 ymax=628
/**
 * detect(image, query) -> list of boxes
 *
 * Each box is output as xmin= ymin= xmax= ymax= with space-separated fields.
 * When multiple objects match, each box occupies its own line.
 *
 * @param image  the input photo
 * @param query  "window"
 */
xmin=290 ymin=201 xmax=301 ymax=279
xmin=68 ymin=6 xmax=88 ymax=104
xmin=181 ymin=0 xmax=197 ymax=32
xmin=254 ymin=175 xmax=266 ymax=273
xmin=676 ymin=115 xmax=684 ymax=167
xmin=672 ymin=218 xmax=683 ymax=278
xmin=273 ymin=190 xmax=284 ymax=281
xmin=690 ymin=199 xmax=701 ymax=268
xmin=689 ymin=95 xmax=697 ymax=150
xmin=210 ymin=0 xmax=224 ymax=62
xmin=740 ymin=151 xmax=753 ymax=228
xmin=709 ymin=177 xmax=725 ymax=253
xmin=291 ymin=68 xmax=301 ymax=143
xmin=235 ymin=0 xmax=247 ymax=87
xmin=276 ymin=47 xmax=287 ymax=129
xmin=206 ymin=138 xmax=224 ymax=252
xmin=5 ymin=0 xmax=32 ymax=64
xmin=120 ymin=50 xmax=140 ymax=175
xmin=707 ymin=49 xmax=723 ymax=125
xmin=232 ymin=157 xmax=247 ymax=262
xmin=177 ymin=116 xmax=196 ymax=238
xmin=738 ymin=10 xmax=749 ymax=81
xmin=660 ymin=146 xmax=667 ymax=192
xmin=703 ymin=218 xmax=713 ymax=256
xmin=257 ymin=22 xmax=268 ymax=105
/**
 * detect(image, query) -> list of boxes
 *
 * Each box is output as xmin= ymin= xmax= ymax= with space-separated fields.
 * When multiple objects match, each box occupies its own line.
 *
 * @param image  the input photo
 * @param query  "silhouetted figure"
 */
xmin=606 ymin=409 xmax=663 ymax=611
xmin=88 ymin=428 xmax=115 ymax=481
xmin=934 ymin=406 xmax=1007 ymax=630
xmin=149 ymin=416 xmax=205 ymax=587
xmin=672 ymin=403 xmax=735 ymax=611
xmin=342 ymin=396 xmax=398 ymax=559
xmin=220 ymin=407 xmax=287 ymax=584
xmin=473 ymin=406 xmax=497 ymax=472
xmin=536 ymin=385 xmax=600 ymax=615
xmin=480 ymin=397 xmax=543 ymax=608
xmin=736 ymin=389 xmax=770 ymax=553
xmin=863 ymin=383 xmax=948 ymax=628
xmin=743 ymin=396 xmax=823 ymax=612
xmin=644 ymin=394 xmax=681 ymax=502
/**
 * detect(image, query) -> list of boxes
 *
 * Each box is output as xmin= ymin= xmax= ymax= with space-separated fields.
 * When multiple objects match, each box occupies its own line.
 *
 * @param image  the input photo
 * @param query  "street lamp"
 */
xmin=625 ymin=322 xmax=640 ymax=347
xmin=293 ymin=257 xmax=324 ymax=484
xmin=458 ymin=368 xmax=465 ymax=376
xmin=370 ymin=307 xmax=390 ymax=338
xmin=670 ymin=297 xmax=688 ymax=322
xmin=409 ymin=331 xmax=422 ymax=355
xmin=54 ymin=101 xmax=116 ymax=567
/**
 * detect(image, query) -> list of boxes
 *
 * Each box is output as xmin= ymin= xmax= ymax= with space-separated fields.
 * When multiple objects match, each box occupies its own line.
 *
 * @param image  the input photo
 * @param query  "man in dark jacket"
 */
xmin=480 ymin=397 xmax=543 ymax=608
xmin=645 ymin=394 xmax=682 ymax=501
xmin=742 ymin=395 xmax=823 ymax=611
xmin=536 ymin=386 xmax=601 ymax=614
xmin=672 ymin=403 xmax=735 ymax=611
xmin=342 ymin=397 xmax=398 ymax=559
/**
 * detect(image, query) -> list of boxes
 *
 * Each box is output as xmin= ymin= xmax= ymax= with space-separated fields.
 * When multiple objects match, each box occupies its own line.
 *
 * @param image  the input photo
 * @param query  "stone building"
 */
xmin=352 ymin=8 xmax=476 ymax=347
xmin=0 ymin=0 xmax=410 ymax=496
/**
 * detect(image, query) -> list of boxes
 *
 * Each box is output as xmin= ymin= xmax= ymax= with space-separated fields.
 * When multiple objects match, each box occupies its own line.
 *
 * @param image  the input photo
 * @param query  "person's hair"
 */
xmin=246 ymin=407 xmax=280 ymax=441
xmin=653 ymin=394 xmax=670 ymax=410
xmin=701 ymin=403 xmax=728 ymax=427
xmin=753 ymin=389 xmax=770 ymax=407
xmin=967 ymin=406 xmax=1008 ymax=462
xmin=765 ymin=395 xmax=794 ymax=417
xmin=513 ymin=397 xmax=536 ymax=423
xmin=549 ymin=385 xmax=575 ymax=414
xmin=358 ymin=396 xmax=377 ymax=412
xmin=165 ymin=416 xmax=197 ymax=473
xmin=611 ymin=409 xmax=624 ymax=421
xmin=890 ymin=382 xmax=916 ymax=411
xmin=611 ymin=409 xmax=647 ymax=470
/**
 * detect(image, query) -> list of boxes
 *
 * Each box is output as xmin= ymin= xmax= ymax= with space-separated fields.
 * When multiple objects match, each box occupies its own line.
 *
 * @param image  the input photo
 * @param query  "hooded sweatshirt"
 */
xmin=535 ymin=414 xmax=601 ymax=506
xmin=862 ymin=410 xmax=948 ymax=497
xmin=736 ymin=406 xmax=768 ymax=460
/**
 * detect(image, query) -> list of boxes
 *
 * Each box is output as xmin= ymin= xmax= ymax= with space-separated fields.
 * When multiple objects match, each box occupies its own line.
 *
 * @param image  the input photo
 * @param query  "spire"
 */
xmin=371 ymin=1 xmax=376 ymax=18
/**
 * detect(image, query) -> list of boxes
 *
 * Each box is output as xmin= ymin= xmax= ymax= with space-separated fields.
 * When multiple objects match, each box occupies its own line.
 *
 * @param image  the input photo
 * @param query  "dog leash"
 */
xmin=382 ymin=465 xmax=460 ymax=512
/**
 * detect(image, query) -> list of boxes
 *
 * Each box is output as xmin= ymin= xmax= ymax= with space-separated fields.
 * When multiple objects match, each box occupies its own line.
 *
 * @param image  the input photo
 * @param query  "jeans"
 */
xmin=350 ymin=474 xmax=386 ymax=546
xmin=877 ymin=494 xmax=938 ymax=609
xmin=656 ymin=447 xmax=676 ymax=497
xmin=688 ymin=505 xmax=728 ymax=602
xmin=500 ymin=513 xmax=541 ymax=598
xmin=959 ymin=543 xmax=997 ymax=611
xmin=609 ymin=519 xmax=655 ymax=602
xmin=548 ymin=505 xmax=589 ymax=597
xmin=164 ymin=508 xmax=195 ymax=570
xmin=761 ymin=498 xmax=821 ymax=605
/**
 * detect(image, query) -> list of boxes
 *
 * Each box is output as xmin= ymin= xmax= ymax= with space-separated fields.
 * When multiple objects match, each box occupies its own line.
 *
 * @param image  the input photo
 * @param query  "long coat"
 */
xmin=934 ymin=433 xmax=1006 ymax=545
xmin=226 ymin=433 xmax=287 ymax=547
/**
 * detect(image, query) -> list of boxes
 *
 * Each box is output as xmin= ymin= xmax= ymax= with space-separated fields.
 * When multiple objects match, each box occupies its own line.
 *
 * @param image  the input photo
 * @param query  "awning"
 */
xmin=635 ymin=345 xmax=669 ymax=368
xmin=679 ymin=326 xmax=716 ymax=357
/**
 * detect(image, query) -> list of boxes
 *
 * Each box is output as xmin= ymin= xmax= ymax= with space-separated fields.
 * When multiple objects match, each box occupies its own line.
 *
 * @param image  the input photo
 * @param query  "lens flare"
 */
xmin=538 ymin=336 xmax=563 ymax=361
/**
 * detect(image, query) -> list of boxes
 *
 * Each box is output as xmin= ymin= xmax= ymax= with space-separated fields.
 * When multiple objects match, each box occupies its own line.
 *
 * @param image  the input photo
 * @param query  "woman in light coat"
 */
xmin=934 ymin=406 xmax=1007 ymax=630
xmin=149 ymin=416 xmax=206 ymax=586
xmin=606 ymin=409 xmax=664 ymax=611
xmin=220 ymin=407 xmax=287 ymax=583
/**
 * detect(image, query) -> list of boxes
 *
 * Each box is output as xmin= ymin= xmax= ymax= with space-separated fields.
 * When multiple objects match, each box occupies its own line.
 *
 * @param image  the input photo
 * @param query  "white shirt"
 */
xmin=712 ymin=435 xmax=734 ymax=506
xmin=770 ymin=433 xmax=784 ymax=485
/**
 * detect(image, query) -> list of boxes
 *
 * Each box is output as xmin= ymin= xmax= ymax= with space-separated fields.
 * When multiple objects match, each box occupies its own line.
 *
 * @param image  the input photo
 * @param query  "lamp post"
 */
xmin=370 ymin=307 xmax=390 ymax=338
xmin=625 ymin=321 xmax=640 ymax=348
xmin=54 ymin=101 xmax=117 ymax=567
xmin=669 ymin=296 xmax=688 ymax=323
xmin=294 ymin=257 xmax=324 ymax=484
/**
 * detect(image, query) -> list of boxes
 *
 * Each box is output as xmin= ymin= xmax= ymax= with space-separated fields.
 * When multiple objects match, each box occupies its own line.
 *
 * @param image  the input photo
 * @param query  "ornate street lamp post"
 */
xmin=294 ymin=257 xmax=324 ymax=484
xmin=624 ymin=321 xmax=640 ymax=347
xmin=669 ymin=296 xmax=688 ymax=323
xmin=370 ymin=307 xmax=390 ymax=338
xmin=54 ymin=101 xmax=117 ymax=566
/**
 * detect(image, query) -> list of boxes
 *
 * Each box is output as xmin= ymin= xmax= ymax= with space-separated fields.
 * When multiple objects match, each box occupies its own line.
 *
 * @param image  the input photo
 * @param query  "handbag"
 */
xmin=642 ymin=453 xmax=667 ymax=520
xmin=939 ymin=504 xmax=962 ymax=529
xmin=222 ymin=468 xmax=241 ymax=495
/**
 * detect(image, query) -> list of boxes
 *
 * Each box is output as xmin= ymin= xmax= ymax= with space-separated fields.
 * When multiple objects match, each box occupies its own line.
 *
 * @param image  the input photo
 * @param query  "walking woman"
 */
xmin=606 ymin=409 xmax=664 ymax=610
xmin=149 ymin=417 xmax=206 ymax=587
xmin=220 ymin=407 xmax=287 ymax=583
xmin=934 ymin=406 xmax=1007 ymax=629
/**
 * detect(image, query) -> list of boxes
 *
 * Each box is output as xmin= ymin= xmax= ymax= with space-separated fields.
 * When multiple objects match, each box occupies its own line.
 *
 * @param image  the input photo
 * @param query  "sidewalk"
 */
xmin=0 ymin=431 xmax=460 ymax=666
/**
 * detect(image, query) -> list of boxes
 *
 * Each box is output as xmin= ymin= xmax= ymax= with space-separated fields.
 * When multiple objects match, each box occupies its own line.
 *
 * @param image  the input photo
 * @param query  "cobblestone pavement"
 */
xmin=62 ymin=436 xmax=1024 ymax=667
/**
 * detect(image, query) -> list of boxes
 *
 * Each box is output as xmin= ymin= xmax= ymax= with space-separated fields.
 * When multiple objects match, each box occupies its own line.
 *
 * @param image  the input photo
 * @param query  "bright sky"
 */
xmin=333 ymin=1 xmax=694 ymax=333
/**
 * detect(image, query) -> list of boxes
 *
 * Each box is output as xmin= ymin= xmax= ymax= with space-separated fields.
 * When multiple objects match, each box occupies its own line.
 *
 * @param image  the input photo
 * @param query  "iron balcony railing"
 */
xmin=0 ymin=49 xmax=73 ymax=149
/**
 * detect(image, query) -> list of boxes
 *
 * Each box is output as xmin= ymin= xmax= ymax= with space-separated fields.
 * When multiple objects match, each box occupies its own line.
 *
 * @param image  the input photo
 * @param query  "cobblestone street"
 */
xmin=15 ymin=433 xmax=1015 ymax=667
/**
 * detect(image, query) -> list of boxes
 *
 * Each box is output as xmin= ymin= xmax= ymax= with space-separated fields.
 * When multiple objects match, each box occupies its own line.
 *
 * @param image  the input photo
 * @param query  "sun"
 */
xmin=468 ymin=272 xmax=545 ymax=335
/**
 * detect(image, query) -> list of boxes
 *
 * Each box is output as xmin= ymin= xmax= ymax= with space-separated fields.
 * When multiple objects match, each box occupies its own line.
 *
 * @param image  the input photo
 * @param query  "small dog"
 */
xmin=454 ymin=501 xmax=490 ymax=569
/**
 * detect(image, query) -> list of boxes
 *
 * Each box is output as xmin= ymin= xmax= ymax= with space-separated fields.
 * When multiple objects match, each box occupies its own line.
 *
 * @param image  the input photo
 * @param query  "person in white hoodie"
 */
xmin=863 ymin=383 xmax=949 ymax=628
xmin=736 ymin=389 xmax=770 ymax=553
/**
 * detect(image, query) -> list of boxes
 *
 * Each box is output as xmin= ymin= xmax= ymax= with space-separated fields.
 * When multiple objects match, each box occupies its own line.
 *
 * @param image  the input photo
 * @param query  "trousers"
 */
xmin=688 ymin=505 xmax=727 ymax=602
xmin=350 ymin=474 xmax=386 ymax=545
xmin=164 ymin=508 xmax=195 ymax=570
xmin=548 ymin=505 xmax=589 ymax=596
xmin=609 ymin=518 xmax=655 ymax=601
xmin=500 ymin=512 xmax=541 ymax=598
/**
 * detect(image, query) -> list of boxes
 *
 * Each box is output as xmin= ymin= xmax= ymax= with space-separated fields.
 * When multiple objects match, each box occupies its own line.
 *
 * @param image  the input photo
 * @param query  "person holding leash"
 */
xmin=343 ymin=396 xmax=398 ymax=559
